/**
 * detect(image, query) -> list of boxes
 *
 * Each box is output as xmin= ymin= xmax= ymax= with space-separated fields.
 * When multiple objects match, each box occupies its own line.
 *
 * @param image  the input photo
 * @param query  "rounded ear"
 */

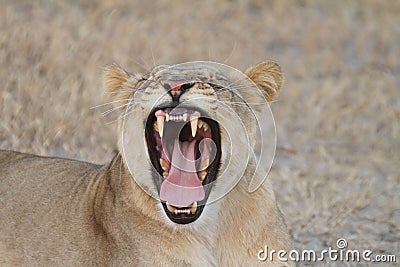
xmin=103 ymin=64 xmax=142 ymax=110
xmin=244 ymin=61 xmax=283 ymax=102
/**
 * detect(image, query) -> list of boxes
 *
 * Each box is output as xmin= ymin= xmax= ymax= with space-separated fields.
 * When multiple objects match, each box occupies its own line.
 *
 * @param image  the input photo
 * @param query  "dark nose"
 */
xmin=163 ymin=80 xmax=193 ymax=102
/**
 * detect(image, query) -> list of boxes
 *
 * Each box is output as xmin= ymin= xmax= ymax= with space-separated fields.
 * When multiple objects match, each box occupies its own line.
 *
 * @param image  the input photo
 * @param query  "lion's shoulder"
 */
xmin=0 ymin=149 xmax=101 ymax=181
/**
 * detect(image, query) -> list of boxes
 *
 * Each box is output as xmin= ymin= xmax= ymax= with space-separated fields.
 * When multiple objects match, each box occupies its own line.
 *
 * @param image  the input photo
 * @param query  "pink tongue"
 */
xmin=160 ymin=140 xmax=205 ymax=207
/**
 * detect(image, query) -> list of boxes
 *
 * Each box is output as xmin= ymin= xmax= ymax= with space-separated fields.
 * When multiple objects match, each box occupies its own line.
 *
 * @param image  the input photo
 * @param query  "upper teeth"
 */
xmin=168 ymin=115 xmax=184 ymax=121
xmin=199 ymin=171 xmax=207 ymax=182
xmin=200 ymin=159 xmax=209 ymax=171
xmin=160 ymin=158 xmax=169 ymax=171
xmin=190 ymin=115 xmax=199 ymax=137
xmin=155 ymin=111 xmax=204 ymax=138
xmin=157 ymin=116 xmax=165 ymax=138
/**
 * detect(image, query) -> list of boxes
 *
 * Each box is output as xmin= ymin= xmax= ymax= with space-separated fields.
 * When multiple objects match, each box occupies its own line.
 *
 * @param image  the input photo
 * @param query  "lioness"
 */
xmin=0 ymin=61 xmax=291 ymax=266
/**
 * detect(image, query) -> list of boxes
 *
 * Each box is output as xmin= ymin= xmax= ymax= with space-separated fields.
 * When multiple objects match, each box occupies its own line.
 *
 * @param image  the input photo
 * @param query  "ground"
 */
xmin=0 ymin=1 xmax=399 ymax=266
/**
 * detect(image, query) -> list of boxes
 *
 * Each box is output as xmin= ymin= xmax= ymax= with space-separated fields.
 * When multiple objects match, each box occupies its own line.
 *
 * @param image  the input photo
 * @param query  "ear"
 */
xmin=244 ymin=61 xmax=283 ymax=102
xmin=103 ymin=64 xmax=142 ymax=110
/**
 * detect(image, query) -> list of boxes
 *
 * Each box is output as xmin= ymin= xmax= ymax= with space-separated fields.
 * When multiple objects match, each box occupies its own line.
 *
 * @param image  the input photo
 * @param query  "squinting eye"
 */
xmin=180 ymin=83 xmax=195 ymax=91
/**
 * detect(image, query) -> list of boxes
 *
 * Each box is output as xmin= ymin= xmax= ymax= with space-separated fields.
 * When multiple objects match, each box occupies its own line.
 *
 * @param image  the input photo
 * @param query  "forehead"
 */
xmin=150 ymin=64 xmax=230 ymax=85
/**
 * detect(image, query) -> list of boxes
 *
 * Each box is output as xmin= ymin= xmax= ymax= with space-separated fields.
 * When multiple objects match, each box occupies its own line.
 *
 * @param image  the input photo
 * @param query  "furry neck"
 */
xmin=93 ymin=153 xmax=218 ymax=265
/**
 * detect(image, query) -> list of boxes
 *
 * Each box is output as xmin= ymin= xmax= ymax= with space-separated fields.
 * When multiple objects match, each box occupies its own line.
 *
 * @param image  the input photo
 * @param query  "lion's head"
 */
xmin=103 ymin=61 xmax=282 ymax=225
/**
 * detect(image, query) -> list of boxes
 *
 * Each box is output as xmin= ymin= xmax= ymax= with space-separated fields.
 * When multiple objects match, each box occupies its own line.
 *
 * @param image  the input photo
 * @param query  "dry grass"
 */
xmin=1 ymin=0 xmax=399 ymax=266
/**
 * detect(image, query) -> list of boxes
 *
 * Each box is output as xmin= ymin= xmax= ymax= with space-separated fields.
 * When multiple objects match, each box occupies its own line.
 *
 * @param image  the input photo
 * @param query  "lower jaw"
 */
xmin=160 ymin=197 xmax=210 ymax=224
xmin=166 ymin=201 xmax=198 ymax=215
xmin=163 ymin=206 xmax=204 ymax=224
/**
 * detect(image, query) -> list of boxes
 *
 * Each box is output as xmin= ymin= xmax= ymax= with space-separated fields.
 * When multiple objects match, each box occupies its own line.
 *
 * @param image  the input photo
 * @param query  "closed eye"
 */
xmin=180 ymin=83 xmax=195 ymax=91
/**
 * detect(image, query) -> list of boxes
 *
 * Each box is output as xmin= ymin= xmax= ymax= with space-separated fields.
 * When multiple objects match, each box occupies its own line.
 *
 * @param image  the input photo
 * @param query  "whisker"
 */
xmin=90 ymin=99 xmax=134 ymax=110
xmin=218 ymin=101 xmax=256 ymax=106
xmin=118 ymin=105 xmax=142 ymax=120
xmin=112 ymin=89 xmax=135 ymax=93
xmin=150 ymin=43 xmax=157 ymax=69
xmin=218 ymin=99 xmax=277 ymax=106
xmin=102 ymin=104 xmax=142 ymax=125
xmin=207 ymin=46 xmax=213 ymax=62
xmin=127 ymin=58 xmax=151 ymax=73
xmin=223 ymin=42 xmax=236 ymax=65
xmin=137 ymin=56 xmax=153 ymax=73
xmin=101 ymin=102 xmax=132 ymax=117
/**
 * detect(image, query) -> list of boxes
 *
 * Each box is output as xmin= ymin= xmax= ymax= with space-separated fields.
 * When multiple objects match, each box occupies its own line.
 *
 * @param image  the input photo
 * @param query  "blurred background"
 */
xmin=0 ymin=0 xmax=399 ymax=265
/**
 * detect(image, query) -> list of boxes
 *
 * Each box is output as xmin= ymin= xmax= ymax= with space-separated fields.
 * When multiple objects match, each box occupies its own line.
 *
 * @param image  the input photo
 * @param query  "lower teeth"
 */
xmin=175 ymin=209 xmax=190 ymax=215
xmin=199 ymin=171 xmax=207 ymax=181
xmin=166 ymin=202 xmax=198 ymax=215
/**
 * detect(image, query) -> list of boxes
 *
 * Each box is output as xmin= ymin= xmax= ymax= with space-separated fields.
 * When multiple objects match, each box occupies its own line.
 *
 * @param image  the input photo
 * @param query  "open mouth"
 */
xmin=145 ymin=107 xmax=221 ymax=224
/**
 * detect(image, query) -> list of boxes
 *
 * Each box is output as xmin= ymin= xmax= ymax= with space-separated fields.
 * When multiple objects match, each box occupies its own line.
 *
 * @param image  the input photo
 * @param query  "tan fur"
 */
xmin=0 ymin=62 xmax=292 ymax=266
xmin=245 ymin=62 xmax=283 ymax=102
xmin=103 ymin=63 xmax=142 ymax=111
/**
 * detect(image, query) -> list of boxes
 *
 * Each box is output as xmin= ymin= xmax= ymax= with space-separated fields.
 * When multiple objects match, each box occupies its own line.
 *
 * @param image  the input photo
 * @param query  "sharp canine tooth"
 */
xmin=183 ymin=113 xmax=188 ymax=121
xmin=153 ymin=121 xmax=159 ymax=132
xmin=203 ymin=122 xmax=209 ymax=131
xmin=190 ymin=116 xmax=198 ymax=137
xmin=157 ymin=115 xmax=165 ymax=138
xmin=200 ymin=159 xmax=210 ymax=170
xmin=163 ymin=171 xmax=168 ymax=178
xmin=166 ymin=203 xmax=175 ymax=213
xmin=190 ymin=202 xmax=198 ymax=214
xmin=160 ymin=158 xmax=169 ymax=171
xmin=199 ymin=171 xmax=207 ymax=181
xmin=166 ymin=114 xmax=170 ymax=122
